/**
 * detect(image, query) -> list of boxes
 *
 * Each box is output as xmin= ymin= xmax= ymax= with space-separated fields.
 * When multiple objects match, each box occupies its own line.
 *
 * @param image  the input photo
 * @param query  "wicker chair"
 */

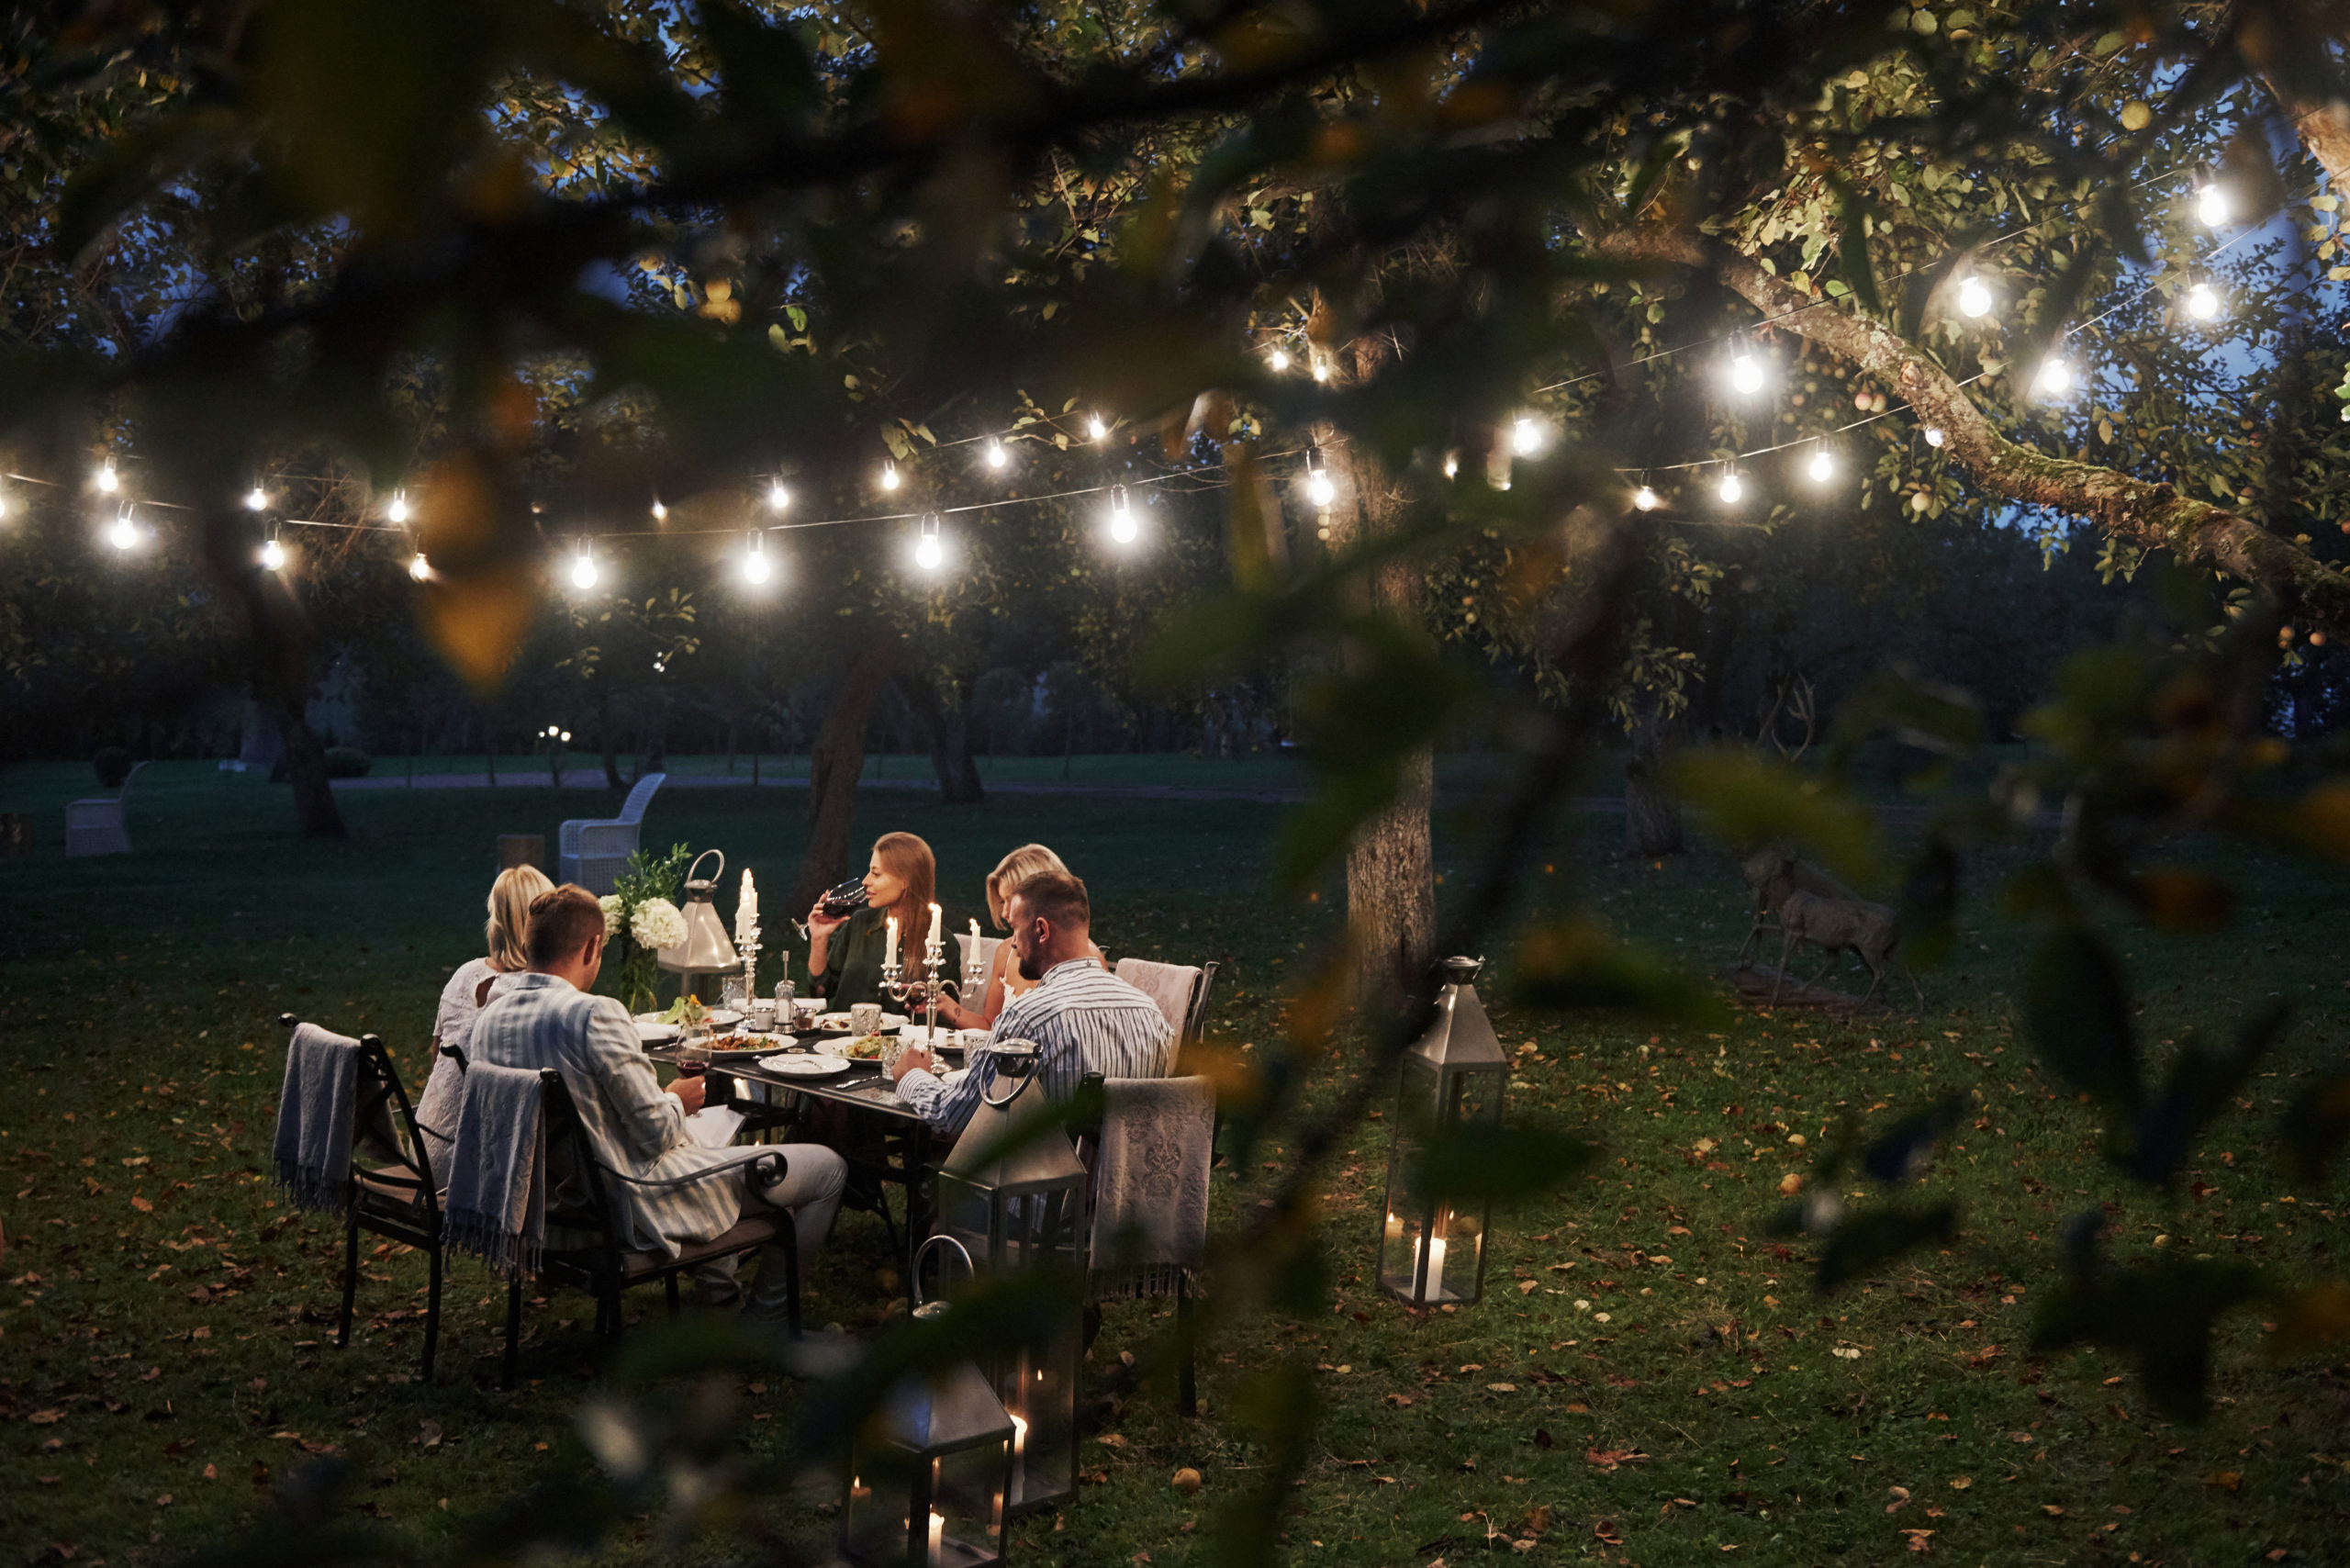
xmin=556 ymin=772 xmax=666 ymax=893
xmin=65 ymin=760 xmax=150 ymax=857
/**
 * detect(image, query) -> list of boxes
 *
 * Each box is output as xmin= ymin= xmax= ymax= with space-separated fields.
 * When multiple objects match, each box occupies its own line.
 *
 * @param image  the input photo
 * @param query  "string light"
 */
xmin=878 ymin=461 xmax=901 ymax=492
xmin=244 ymin=483 xmax=269 ymax=512
xmin=570 ymin=540 xmax=599 ymax=590
xmin=985 ymin=438 xmax=1008 ymax=470
xmin=1304 ymin=445 xmax=1336 ymax=508
xmin=2197 ymin=181 xmax=2230 ymax=229
xmin=914 ymin=512 xmax=944 ymax=571
xmin=408 ymin=550 xmax=431 ymax=582
xmin=1923 ymin=426 xmax=1946 ymax=447
xmin=2034 ymin=354 xmax=2075 ymax=398
xmin=1957 ymin=274 xmax=1994 ymax=319
xmin=1718 ymin=467 xmax=1744 ymax=506
xmin=767 ymin=478 xmax=790 ymax=511
xmin=1312 ymin=357 xmax=1331 ymax=384
xmin=1632 ymin=482 xmax=1661 ymax=511
xmin=106 ymin=508 xmax=139 ymax=551
xmin=1727 ymin=349 xmax=1766 ymax=397
xmin=1807 ymin=444 xmax=1835 ymax=484
xmin=2186 ymin=279 xmax=2221 ymax=321
xmin=1087 ymin=413 xmax=1108 ymax=442
xmin=650 ymin=498 xmax=668 ymax=521
xmin=1442 ymin=451 xmax=1460 ymax=480
xmin=1511 ymin=416 xmax=1544 ymax=456
xmin=95 ymin=459 xmax=119 ymax=494
xmin=386 ymin=490 xmax=410 ymax=524
xmin=1107 ymin=484 xmax=1137 ymax=544
xmin=742 ymin=530 xmax=771 ymax=585
xmin=1267 ymin=346 xmax=1290 ymax=372
xmin=260 ymin=526 xmax=285 ymax=572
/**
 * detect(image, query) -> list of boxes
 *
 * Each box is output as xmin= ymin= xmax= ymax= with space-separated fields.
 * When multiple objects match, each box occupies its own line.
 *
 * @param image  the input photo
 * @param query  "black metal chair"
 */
xmin=279 ymin=1014 xmax=449 ymax=1379
xmin=496 ymin=1067 xmax=801 ymax=1389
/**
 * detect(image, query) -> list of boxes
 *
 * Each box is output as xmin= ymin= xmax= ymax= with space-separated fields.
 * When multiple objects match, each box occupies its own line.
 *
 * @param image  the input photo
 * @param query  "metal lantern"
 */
xmin=656 ymin=848 xmax=744 ymax=991
xmin=935 ymin=1042 xmax=1085 ymax=1516
xmin=842 ymin=1360 xmax=1014 ymax=1568
xmin=1377 ymin=956 xmax=1507 ymax=1307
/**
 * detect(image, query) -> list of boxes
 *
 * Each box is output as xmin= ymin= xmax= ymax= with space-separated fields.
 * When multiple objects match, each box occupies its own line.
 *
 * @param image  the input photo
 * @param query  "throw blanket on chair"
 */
xmin=1111 ymin=958 xmax=1198 ymax=1074
xmin=273 ymin=1024 xmax=361 ymax=1215
xmin=1088 ymin=1075 xmax=1214 ymax=1300
xmin=442 ymin=1062 xmax=546 ymax=1279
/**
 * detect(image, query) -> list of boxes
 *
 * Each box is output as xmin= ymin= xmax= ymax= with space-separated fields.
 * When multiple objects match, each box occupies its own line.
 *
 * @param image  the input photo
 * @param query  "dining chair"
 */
xmin=1110 ymin=957 xmax=1219 ymax=1074
xmin=1069 ymin=1071 xmax=1214 ymax=1417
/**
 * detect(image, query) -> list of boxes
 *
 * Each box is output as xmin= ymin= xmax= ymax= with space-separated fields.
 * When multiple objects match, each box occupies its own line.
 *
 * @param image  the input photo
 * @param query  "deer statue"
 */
xmin=1736 ymin=846 xmax=1858 ymax=968
xmin=1770 ymin=890 xmax=1924 ymax=1010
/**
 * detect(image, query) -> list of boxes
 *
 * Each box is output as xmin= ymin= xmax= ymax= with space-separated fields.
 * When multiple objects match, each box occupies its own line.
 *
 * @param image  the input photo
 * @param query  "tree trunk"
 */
xmin=790 ymin=622 xmax=906 ymax=915
xmin=199 ymin=499 xmax=346 ymax=839
xmin=1624 ymin=705 xmax=1684 ymax=858
xmin=274 ymin=699 xmax=345 ymax=838
xmin=598 ymin=672 xmax=624 ymax=790
xmin=903 ymin=672 xmax=986 ymax=804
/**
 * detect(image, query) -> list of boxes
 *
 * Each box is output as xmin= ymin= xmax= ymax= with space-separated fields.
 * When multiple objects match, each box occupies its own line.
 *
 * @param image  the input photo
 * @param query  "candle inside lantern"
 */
xmin=926 ymin=1509 xmax=945 ymax=1567
xmin=885 ymin=914 xmax=900 ymax=968
xmin=1419 ymin=1236 xmax=1447 ymax=1299
xmin=1009 ymin=1412 xmax=1028 ymax=1500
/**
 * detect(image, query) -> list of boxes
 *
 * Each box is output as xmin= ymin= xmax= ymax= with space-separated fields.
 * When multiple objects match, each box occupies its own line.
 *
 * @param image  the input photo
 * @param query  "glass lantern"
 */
xmin=1377 ymin=956 xmax=1507 ymax=1307
xmin=842 ymin=1361 xmax=1014 ymax=1568
xmin=935 ymin=1041 xmax=1086 ymax=1515
xmin=656 ymin=848 xmax=745 ymax=998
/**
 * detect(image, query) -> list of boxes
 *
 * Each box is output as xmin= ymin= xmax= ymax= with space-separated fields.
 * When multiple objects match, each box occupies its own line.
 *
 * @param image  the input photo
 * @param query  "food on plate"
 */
xmin=703 ymin=1034 xmax=767 ymax=1052
xmin=658 ymin=995 xmax=709 ymax=1026
xmin=843 ymin=1036 xmax=888 ymax=1059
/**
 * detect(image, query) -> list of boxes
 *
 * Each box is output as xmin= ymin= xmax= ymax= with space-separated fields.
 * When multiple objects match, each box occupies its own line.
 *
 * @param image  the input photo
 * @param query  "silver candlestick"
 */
xmin=737 ymin=933 xmax=759 ymax=1014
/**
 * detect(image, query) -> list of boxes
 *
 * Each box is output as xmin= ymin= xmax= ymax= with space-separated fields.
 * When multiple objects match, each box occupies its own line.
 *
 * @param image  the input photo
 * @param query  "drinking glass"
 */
xmin=721 ymin=975 xmax=749 ymax=1014
xmin=677 ymin=1024 xmax=711 ymax=1081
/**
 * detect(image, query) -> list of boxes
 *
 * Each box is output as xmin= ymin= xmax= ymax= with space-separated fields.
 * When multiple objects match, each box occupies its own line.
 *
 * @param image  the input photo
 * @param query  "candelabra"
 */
xmin=881 ymin=945 xmax=957 ymax=1038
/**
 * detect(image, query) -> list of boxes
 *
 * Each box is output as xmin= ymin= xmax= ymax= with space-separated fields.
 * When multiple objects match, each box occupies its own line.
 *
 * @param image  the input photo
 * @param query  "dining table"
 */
xmin=642 ymin=1023 xmax=968 ymax=1303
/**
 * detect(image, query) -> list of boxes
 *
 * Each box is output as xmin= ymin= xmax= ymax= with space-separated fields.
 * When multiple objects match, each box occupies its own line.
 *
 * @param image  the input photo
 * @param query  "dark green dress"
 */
xmin=815 ymin=904 xmax=945 ymax=1008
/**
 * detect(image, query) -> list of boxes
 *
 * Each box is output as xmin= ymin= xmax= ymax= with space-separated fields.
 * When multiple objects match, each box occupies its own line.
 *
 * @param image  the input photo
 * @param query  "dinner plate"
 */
xmin=811 ymin=1011 xmax=910 ymax=1033
xmin=701 ymin=1008 xmax=744 ymax=1027
xmin=760 ymin=1054 xmax=852 ymax=1077
xmin=896 ymin=1024 xmax=963 ymax=1053
xmin=632 ymin=1021 xmax=681 ymax=1046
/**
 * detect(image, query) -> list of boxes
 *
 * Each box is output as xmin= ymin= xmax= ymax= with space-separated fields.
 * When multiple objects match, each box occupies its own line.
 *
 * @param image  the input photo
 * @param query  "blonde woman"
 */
xmin=414 ymin=864 xmax=553 ymax=1148
xmin=934 ymin=844 xmax=1106 ymax=1029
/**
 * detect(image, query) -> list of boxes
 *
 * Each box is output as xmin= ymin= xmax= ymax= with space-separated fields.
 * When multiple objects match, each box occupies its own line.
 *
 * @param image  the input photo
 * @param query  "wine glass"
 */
xmin=677 ymin=1022 xmax=711 ymax=1083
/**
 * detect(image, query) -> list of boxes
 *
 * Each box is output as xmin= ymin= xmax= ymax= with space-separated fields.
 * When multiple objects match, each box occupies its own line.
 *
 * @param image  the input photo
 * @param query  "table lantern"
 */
xmin=1377 ymin=956 xmax=1507 ymax=1307
xmin=936 ymin=1042 xmax=1085 ymax=1515
xmin=656 ymin=848 xmax=744 ymax=992
xmin=842 ymin=1360 xmax=1014 ymax=1568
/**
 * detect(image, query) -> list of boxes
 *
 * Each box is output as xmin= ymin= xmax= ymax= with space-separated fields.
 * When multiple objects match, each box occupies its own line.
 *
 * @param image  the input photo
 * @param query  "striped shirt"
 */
xmin=468 ymin=972 xmax=744 ymax=1257
xmin=895 ymin=958 xmax=1173 ymax=1134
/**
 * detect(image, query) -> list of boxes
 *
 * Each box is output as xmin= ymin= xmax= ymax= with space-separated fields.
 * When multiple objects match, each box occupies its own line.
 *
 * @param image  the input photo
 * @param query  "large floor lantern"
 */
xmin=656 ymin=849 xmax=745 ymax=997
xmin=843 ymin=1356 xmax=1016 ymax=1568
xmin=1378 ymin=956 xmax=1507 ymax=1307
xmin=936 ymin=1041 xmax=1086 ymax=1516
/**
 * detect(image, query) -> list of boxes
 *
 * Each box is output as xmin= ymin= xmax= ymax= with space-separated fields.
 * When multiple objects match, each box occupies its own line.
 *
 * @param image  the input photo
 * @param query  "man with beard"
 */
xmin=888 ymin=871 xmax=1171 ymax=1133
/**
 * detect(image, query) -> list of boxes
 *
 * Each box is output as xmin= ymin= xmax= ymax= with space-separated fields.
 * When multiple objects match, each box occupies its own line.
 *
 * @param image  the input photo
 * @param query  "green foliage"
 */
xmin=321 ymin=745 xmax=373 ymax=779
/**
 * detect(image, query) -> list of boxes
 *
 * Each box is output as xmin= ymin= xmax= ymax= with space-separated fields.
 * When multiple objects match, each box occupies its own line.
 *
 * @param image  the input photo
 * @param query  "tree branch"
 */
xmin=1589 ymin=229 xmax=2350 ymax=637
xmin=2266 ymin=73 xmax=2350 ymax=190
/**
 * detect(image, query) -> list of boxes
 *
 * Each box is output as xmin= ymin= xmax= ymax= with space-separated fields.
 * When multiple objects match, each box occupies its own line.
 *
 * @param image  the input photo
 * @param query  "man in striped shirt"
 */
xmin=890 ymin=871 xmax=1171 ymax=1133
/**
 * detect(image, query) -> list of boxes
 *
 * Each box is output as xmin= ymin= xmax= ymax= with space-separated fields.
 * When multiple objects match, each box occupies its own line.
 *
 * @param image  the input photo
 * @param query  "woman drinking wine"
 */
xmin=806 ymin=832 xmax=939 ymax=1008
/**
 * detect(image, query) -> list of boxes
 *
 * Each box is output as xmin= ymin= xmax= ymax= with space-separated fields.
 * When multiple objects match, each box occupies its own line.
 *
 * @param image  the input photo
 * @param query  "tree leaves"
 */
xmin=2031 ymin=1254 xmax=2266 ymax=1422
xmin=2021 ymin=926 xmax=2139 ymax=1112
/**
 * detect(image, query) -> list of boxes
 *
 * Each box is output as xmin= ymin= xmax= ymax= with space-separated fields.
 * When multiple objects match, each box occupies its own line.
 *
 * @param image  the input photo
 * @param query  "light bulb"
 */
xmin=1312 ymin=358 xmax=1330 ymax=383
xmin=261 ymin=537 xmax=285 ymax=571
xmin=985 ymin=439 xmax=1007 ymax=470
xmin=386 ymin=491 xmax=409 ymax=524
xmin=743 ymin=534 xmax=770 ymax=584
xmin=408 ymin=551 xmax=431 ymax=581
xmin=571 ymin=546 xmax=599 ymax=590
xmin=2186 ymin=282 xmax=2221 ymax=320
xmin=1718 ymin=470 xmax=1744 ymax=505
xmin=1307 ymin=470 xmax=1335 ymax=508
xmin=914 ymin=514 xmax=944 ymax=571
xmin=1108 ymin=485 xmax=1137 ymax=544
xmin=1268 ymin=347 xmax=1290 ymax=372
xmin=1923 ymin=426 xmax=1945 ymax=448
xmin=1957 ymin=275 xmax=1993 ymax=319
xmin=245 ymin=485 xmax=269 ymax=512
xmin=1807 ymin=447 xmax=1834 ymax=484
xmin=1729 ymin=353 xmax=1765 ymax=396
xmin=95 ymin=460 xmax=119 ymax=494
xmin=1442 ymin=452 xmax=1460 ymax=479
xmin=1511 ymin=417 xmax=1542 ymax=456
xmin=106 ymin=512 xmax=137 ymax=551
xmin=767 ymin=479 xmax=790 ymax=511
xmin=879 ymin=462 xmax=900 ymax=492
xmin=561 ymin=731 xmax=572 ymax=744
xmin=1632 ymin=485 xmax=1661 ymax=511
xmin=2197 ymin=182 xmax=2229 ymax=229
xmin=1087 ymin=413 xmax=1108 ymax=442
xmin=2036 ymin=356 xmax=2074 ymax=397
xmin=650 ymin=498 xmax=668 ymax=521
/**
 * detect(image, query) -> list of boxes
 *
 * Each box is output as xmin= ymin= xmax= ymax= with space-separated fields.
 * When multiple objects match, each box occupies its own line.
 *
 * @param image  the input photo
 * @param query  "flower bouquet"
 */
xmin=600 ymin=842 xmax=693 ymax=1014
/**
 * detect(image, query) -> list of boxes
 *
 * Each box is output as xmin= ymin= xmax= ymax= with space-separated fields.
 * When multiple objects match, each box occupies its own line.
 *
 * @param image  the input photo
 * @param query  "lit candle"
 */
xmin=1420 ymin=1236 xmax=1448 ymax=1299
xmin=926 ymin=1509 xmax=945 ymax=1566
xmin=927 ymin=902 xmax=944 ymax=956
xmin=1009 ymin=1412 xmax=1028 ymax=1501
xmin=735 ymin=868 xmax=758 ymax=943
xmin=885 ymin=914 xmax=900 ymax=968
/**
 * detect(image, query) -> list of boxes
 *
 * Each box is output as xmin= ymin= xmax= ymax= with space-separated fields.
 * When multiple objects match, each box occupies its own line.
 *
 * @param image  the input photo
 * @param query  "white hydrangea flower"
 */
xmin=598 ymin=894 xmax=624 ymax=941
xmin=631 ymin=897 xmax=687 ymax=953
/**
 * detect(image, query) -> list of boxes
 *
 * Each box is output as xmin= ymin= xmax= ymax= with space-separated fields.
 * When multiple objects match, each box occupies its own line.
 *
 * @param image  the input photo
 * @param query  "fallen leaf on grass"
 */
xmin=1486 ymin=1383 xmax=1517 ymax=1394
xmin=1585 ymin=1448 xmax=1651 ymax=1472
xmin=2041 ymin=1505 xmax=2065 ymax=1516
xmin=1886 ymin=1485 xmax=1911 ymax=1514
xmin=1592 ymin=1518 xmax=1624 ymax=1545
xmin=1901 ymin=1529 xmax=1934 ymax=1554
xmin=1948 ymin=1476 xmax=1972 ymax=1490
xmin=28 ymin=1411 xmax=63 ymax=1426
xmin=131 ymin=1197 xmax=152 ymax=1213
xmin=2203 ymin=1470 xmax=2243 ymax=1492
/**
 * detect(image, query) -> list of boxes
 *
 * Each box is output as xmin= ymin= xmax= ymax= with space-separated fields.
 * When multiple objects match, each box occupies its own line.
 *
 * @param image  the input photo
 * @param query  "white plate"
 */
xmin=702 ymin=1008 xmax=744 ymax=1027
xmin=760 ymin=1054 xmax=852 ymax=1077
xmin=896 ymin=1025 xmax=964 ymax=1053
xmin=633 ymin=1021 xmax=681 ymax=1045
xmin=811 ymin=1011 xmax=909 ymax=1033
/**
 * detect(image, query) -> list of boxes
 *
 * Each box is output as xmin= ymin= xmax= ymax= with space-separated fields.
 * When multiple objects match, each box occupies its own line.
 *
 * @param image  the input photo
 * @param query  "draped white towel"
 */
xmin=1087 ymin=1075 xmax=1214 ymax=1300
xmin=442 ymin=1060 xmax=546 ymax=1280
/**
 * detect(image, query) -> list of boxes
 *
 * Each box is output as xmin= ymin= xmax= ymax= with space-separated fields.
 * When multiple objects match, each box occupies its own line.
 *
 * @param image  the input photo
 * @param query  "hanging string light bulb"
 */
xmin=1304 ymin=445 xmax=1336 ymax=509
xmin=1632 ymin=480 xmax=1661 ymax=512
xmin=1727 ymin=347 xmax=1767 ymax=397
xmin=570 ymin=539 xmax=599 ymax=590
xmin=1718 ymin=466 xmax=1744 ymax=505
xmin=2186 ymin=277 xmax=2222 ymax=321
xmin=1511 ymin=416 xmax=1544 ymax=456
xmin=1957 ymin=274 xmax=1994 ymax=319
xmin=1807 ymin=444 xmax=1835 ymax=484
xmin=260 ymin=525 xmax=286 ymax=572
xmin=1087 ymin=412 xmax=1108 ymax=442
xmin=914 ymin=512 xmax=944 ymax=571
xmin=408 ymin=549 xmax=431 ymax=582
xmin=1267 ymin=345 xmax=1291 ymax=373
xmin=1312 ymin=355 xmax=1331 ymax=384
xmin=95 ymin=458 xmax=119 ymax=494
xmin=1107 ymin=485 xmax=1137 ymax=545
xmin=1923 ymin=426 xmax=1946 ymax=448
xmin=2197 ymin=179 xmax=2230 ymax=229
xmin=985 ymin=438 xmax=1008 ymax=470
xmin=742 ymin=530 xmax=771 ymax=585
xmin=2034 ymin=353 xmax=2075 ymax=398
xmin=386 ymin=490 xmax=410 ymax=524
xmin=879 ymin=461 xmax=901 ymax=493
xmin=244 ymin=482 xmax=269 ymax=512
xmin=106 ymin=507 xmax=139 ymax=551
xmin=1442 ymin=451 xmax=1460 ymax=480
xmin=767 ymin=478 xmax=791 ymax=512
xmin=650 ymin=497 xmax=668 ymax=521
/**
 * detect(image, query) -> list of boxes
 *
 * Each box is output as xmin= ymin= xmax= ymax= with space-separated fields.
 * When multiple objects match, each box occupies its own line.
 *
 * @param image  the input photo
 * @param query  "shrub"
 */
xmin=323 ymin=746 xmax=374 ymax=779
xmin=93 ymin=747 xmax=134 ymax=788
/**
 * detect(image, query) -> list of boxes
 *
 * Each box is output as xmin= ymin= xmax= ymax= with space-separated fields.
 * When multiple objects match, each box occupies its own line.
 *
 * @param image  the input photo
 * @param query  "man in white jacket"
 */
xmin=469 ymin=884 xmax=844 ymax=1321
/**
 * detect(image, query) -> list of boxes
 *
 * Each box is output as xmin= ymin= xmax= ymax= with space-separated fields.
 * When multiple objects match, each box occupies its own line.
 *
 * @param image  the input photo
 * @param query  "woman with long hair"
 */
xmin=933 ymin=842 xmax=1105 ymax=1029
xmin=806 ymin=831 xmax=939 ymax=1008
xmin=414 ymin=863 xmax=554 ymax=1149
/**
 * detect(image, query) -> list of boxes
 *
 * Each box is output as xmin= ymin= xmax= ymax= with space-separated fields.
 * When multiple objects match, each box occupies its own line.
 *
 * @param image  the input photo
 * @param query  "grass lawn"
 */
xmin=4 ymin=760 xmax=2349 ymax=1566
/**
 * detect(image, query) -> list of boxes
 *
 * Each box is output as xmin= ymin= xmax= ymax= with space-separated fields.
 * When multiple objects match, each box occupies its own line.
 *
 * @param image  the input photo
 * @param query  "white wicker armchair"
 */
xmin=557 ymin=773 xmax=666 ymax=893
xmin=66 ymin=760 xmax=150 ymax=857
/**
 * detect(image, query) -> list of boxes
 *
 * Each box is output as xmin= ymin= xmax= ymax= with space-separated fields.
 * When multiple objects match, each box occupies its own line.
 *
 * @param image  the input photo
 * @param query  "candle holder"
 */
xmin=737 ymin=934 xmax=760 ymax=1014
xmin=883 ymin=946 xmax=957 ymax=1038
